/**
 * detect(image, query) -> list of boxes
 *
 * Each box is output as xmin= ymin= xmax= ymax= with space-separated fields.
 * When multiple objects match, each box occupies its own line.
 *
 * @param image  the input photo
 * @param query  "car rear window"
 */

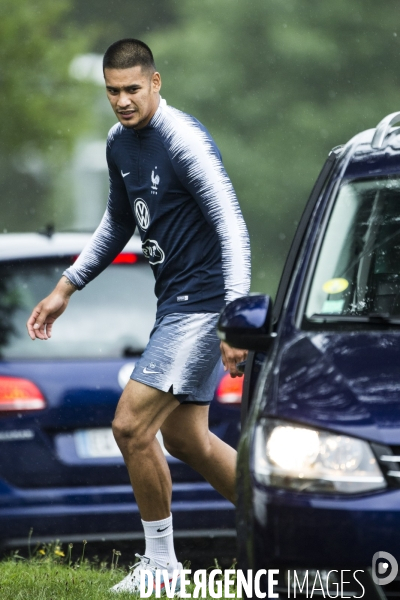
xmin=0 ymin=257 xmax=156 ymax=359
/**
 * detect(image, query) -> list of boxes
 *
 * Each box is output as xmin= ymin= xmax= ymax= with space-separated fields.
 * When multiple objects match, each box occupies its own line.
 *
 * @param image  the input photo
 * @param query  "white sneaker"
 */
xmin=110 ymin=553 xmax=182 ymax=596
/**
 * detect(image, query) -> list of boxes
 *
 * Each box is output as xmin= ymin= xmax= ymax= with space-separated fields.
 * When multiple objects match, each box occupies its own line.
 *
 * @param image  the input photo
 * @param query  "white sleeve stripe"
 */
xmin=64 ymin=207 xmax=128 ymax=289
xmin=152 ymin=105 xmax=251 ymax=301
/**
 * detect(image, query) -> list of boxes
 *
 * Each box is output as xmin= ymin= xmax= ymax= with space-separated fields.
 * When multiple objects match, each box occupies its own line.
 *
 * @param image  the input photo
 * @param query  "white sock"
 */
xmin=141 ymin=514 xmax=178 ymax=572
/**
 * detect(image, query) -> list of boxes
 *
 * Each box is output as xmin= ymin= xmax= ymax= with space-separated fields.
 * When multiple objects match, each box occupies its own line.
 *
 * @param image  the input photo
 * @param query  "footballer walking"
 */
xmin=27 ymin=38 xmax=251 ymax=594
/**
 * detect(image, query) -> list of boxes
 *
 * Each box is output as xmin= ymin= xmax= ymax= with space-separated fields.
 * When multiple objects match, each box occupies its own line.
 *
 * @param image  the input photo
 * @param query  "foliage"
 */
xmin=2 ymin=0 xmax=400 ymax=290
xmin=70 ymin=0 xmax=177 ymax=53
xmin=0 ymin=0 xmax=97 ymax=154
xmin=0 ymin=0 xmax=98 ymax=231
xmin=149 ymin=0 xmax=400 ymax=293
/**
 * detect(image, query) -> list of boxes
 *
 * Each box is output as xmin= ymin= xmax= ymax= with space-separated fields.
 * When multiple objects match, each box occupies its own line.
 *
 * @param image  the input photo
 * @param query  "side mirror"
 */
xmin=217 ymin=294 xmax=274 ymax=351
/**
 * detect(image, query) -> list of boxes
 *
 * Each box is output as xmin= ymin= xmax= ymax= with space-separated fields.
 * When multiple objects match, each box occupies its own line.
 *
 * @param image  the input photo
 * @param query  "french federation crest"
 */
xmin=151 ymin=167 xmax=160 ymax=195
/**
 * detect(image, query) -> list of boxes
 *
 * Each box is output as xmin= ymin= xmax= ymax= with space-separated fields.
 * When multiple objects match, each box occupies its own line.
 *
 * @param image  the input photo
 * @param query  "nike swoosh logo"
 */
xmin=121 ymin=170 xmax=130 ymax=178
xmin=143 ymin=367 xmax=163 ymax=374
xmin=157 ymin=526 xmax=169 ymax=532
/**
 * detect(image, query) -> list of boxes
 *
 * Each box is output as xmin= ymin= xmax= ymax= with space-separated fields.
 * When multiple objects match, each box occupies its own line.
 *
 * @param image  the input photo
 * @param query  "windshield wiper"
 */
xmin=309 ymin=312 xmax=400 ymax=325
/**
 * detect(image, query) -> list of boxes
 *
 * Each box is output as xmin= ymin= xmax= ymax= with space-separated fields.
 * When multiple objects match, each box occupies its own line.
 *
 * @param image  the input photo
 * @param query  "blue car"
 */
xmin=0 ymin=232 xmax=242 ymax=551
xmin=218 ymin=112 xmax=400 ymax=599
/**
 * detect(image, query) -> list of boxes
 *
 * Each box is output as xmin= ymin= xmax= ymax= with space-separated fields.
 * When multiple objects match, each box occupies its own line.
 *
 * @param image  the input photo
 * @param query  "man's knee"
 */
xmin=112 ymin=408 xmax=153 ymax=454
xmin=112 ymin=379 xmax=179 ymax=454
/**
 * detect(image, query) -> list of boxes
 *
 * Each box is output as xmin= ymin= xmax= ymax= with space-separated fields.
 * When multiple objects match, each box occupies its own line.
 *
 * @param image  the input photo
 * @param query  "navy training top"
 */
xmin=64 ymin=98 xmax=251 ymax=318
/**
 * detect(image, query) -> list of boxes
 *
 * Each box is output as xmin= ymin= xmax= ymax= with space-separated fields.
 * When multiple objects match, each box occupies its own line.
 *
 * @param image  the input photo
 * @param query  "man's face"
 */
xmin=104 ymin=66 xmax=161 ymax=129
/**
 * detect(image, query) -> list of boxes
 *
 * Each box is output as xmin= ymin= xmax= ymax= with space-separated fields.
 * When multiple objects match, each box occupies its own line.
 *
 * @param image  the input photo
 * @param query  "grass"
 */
xmin=0 ymin=541 xmax=241 ymax=600
xmin=0 ymin=543 xmax=129 ymax=600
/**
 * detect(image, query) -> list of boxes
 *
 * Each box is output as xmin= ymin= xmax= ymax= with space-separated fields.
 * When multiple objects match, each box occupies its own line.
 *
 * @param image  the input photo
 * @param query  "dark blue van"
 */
xmin=219 ymin=112 xmax=400 ymax=599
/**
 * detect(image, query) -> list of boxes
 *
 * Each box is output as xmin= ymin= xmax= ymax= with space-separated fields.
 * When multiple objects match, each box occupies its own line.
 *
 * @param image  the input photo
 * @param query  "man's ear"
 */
xmin=152 ymin=72 xmax=161 ymax=92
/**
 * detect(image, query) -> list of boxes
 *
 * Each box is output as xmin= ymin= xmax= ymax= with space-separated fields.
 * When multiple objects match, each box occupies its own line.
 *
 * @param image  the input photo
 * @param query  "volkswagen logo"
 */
xmin=134 ymin=198 xmax=150 ymax=231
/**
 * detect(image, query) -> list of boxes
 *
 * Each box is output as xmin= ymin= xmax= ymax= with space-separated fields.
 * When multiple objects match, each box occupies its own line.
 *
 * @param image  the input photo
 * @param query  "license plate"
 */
xmin=74 ymin=428 xmax=122 ymax=458
xmin=74 ymin=428 xmax=169 ymax=458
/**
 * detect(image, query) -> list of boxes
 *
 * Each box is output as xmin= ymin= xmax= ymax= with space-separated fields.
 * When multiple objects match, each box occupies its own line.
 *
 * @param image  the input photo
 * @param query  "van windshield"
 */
xmin=305 ymin=175 xmax=400 ymax=322
xmin=0 ymin=258 xmax=156 ymax=359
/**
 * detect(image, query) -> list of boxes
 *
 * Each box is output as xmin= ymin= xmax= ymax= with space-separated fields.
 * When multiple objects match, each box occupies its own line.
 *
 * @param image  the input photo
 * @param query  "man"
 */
xmin=27 ymin=39 xmax=250 ymax=594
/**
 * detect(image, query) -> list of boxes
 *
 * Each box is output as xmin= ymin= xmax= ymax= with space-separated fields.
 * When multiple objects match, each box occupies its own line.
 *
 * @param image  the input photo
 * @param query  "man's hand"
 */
xmin=220 ymin=341 xmax=248 ymax=378
xmin=26 ymin=276 xmax=77 ymax=340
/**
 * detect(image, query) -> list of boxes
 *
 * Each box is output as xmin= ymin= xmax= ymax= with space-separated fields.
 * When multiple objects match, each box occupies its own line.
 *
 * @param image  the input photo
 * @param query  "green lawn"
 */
xmin=0 ymin=552 xmax=132 ymax=600
xmin=0 ymin=545 xmax=241 ymax=599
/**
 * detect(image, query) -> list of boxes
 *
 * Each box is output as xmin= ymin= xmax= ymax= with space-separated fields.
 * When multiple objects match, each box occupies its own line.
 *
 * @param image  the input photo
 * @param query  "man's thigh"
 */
xmin=161 ymin=403 xmax=210 ymax=449
xmin=114 ymin=379 xmax=179 ymax=438
xmin=130 ymin=312 xmax=221 ymax=403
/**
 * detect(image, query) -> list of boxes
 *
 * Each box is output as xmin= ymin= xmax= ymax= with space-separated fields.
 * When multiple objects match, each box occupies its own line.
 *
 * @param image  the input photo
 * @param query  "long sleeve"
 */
xmin=64 ymin=127 xmax=136 ymax=289
xmin=152 ymin=106 xmax=251 ymax=302
xmin=63 ymin=205 xmax=135 ymax=289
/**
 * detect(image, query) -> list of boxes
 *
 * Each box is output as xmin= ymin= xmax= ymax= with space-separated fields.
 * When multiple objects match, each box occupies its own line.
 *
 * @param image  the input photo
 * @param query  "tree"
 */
xmin=149 ymin=0 xmax=400 ymax=293
xmin=69 ymin=0 xmax=177 ymax=53
xmin=0 ymin=0 xmax=97 ymax=231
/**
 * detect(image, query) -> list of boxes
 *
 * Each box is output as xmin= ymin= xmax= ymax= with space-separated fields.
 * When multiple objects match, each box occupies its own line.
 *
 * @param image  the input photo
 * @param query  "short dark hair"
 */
xmin=103 ymin=39 xmax=156 ymax=72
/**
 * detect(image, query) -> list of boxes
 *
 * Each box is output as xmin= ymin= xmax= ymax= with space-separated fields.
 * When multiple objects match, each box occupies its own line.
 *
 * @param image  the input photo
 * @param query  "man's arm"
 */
xmin=158 ymin=110 xmax=251 ymax=375
xmin=63 ymin=204 xmax=135 ymax=290
xmin=155 ymin=108 xmax=251 ymax=304
xmin=27 ymin=275 xmax=77 ymax=340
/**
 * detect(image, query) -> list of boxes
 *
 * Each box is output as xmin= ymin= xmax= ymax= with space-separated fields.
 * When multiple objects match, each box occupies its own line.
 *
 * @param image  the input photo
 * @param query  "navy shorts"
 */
xmin=130 ymin=312 xmax=221 ymax=404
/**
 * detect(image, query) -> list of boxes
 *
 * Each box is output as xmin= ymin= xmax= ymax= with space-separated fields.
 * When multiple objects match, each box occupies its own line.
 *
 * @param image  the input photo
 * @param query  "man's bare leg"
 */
xmin=111 ymin=379 xmax=237 ymax=594
xmin=112 ymin=379 xmax=179 ymax=521
xmin=161 ymin=403 xmax=237 ymax=505
xmin=110 ymin=379 xmax=183 ymax=590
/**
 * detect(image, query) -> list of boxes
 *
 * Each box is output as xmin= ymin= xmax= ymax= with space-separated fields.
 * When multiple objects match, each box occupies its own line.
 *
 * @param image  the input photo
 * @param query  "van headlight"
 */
xmin=253 ymin=420 xmax=385 ymax=493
